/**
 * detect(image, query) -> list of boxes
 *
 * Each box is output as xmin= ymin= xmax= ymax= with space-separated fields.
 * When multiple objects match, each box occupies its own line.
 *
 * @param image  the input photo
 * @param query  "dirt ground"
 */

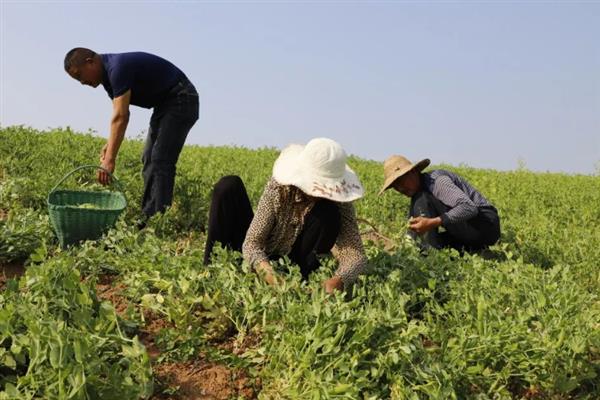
xmin=151 ymin=360 xmax=257 ymax=400
xmin=148 ymin=323 xmax=260 ymax=399
xmin=95 ymin=274 xmax=133 ymax=315
xmin=94 ymin=275 xmax=258 ymax=399
xmin=139 ymin=310 xmax=171 ymax=360
xmin=0 ymin=262 xmax=25 ymax=290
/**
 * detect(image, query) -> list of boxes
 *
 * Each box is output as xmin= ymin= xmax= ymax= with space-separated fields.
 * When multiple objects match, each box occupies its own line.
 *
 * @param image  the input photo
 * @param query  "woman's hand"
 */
xmin=256 ymin=260 xmax=279 ymax=286
xmin=323 ymin=276 xmax=343 ymax=294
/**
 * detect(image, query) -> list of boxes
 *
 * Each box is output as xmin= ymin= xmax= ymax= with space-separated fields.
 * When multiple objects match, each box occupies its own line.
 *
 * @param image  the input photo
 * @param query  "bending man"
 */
xmin=64 ymin=48 xmax=199 ymax=218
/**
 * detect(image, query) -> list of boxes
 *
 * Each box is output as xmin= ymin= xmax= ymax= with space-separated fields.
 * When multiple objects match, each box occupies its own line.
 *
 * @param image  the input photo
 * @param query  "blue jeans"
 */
xmin=141 ymin=78 xmax=199 ymax=217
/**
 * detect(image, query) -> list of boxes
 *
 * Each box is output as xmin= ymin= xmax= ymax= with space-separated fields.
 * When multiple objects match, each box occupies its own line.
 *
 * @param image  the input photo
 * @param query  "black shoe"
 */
xmin=136 ymin=218 xmax=148 ymax=231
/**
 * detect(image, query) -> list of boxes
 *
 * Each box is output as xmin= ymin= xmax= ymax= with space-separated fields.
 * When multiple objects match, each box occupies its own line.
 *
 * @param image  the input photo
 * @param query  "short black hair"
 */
xmin=64 ymin=48 xmax=97 ymax=71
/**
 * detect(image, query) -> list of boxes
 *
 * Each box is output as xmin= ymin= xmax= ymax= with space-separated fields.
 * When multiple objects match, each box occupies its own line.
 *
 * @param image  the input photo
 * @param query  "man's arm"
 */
xmin=409 ymin=175 xmax=477 ymax=234
xmin=98 ymin=90 xmax=131 ymax=185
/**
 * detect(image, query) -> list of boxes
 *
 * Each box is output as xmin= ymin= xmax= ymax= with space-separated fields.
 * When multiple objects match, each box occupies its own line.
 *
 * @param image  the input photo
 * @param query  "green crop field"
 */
xmin=1 ymin=126 xmax=599 ymax=399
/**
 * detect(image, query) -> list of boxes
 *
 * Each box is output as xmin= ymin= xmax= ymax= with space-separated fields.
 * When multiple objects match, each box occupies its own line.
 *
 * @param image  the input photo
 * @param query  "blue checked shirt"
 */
xmin=420 ymin=170 xmax=495 ymax=226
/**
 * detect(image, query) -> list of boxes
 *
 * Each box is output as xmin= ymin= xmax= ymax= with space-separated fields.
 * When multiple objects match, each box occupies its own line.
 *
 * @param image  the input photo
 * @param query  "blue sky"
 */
xmin=1 ymin=1 xmax=599 ymax=174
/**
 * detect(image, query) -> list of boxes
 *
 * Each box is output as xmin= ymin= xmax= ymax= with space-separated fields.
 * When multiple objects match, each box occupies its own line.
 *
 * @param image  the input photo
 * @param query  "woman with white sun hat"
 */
xmin=204 ymin=137 xmax=367 ymax=293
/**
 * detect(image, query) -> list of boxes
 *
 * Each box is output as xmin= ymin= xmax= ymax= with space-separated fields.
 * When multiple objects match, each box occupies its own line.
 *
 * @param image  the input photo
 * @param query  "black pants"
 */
xmin=409 ymin=191 xmax=500 ymax=252
xmin=141 ymin=78 xmax=199 ymax=217
xmin=203 ymin=175 xmax=341 ymax=279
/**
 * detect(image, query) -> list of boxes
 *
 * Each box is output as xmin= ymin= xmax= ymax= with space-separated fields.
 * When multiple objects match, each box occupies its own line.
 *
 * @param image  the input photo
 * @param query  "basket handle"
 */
xmin=50 ymin=165 xmax=125 ymax=194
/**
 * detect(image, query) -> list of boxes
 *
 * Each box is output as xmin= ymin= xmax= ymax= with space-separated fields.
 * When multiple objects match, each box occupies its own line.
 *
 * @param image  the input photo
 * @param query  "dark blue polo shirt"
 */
xmin=100 ymin=52 xmax=185 ymax=108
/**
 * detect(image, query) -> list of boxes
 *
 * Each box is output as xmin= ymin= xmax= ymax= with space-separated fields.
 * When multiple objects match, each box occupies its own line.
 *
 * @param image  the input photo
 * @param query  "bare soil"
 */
xmin=139 ymin=310 xmax=171 ymax=360
xmin=216 ymin=331 xmax=262 ymax=357
xmin=0 ymin=262 xmax=25 ymax=290
xmin=96 ymin=274 xmax=132 ymax=316
xmin=151 ymin=360 xmax=257 ymax=400
xmin=93 ymin=275 xmax=259 ymax=399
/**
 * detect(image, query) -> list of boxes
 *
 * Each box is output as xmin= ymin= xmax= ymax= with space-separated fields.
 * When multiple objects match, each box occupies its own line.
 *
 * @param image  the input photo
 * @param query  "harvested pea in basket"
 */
xmin=47 ymin=165 xmax=127 ymax=248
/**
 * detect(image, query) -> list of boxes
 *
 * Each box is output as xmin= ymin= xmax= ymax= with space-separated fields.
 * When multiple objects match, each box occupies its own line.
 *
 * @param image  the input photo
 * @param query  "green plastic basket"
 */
xmin=48 ymin=165 xmax=127 ymax=248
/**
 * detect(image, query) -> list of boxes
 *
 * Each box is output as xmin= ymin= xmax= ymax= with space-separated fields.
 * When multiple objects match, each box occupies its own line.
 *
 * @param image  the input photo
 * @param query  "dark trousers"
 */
xmin=409 ymin=191 xmax=500 ymax=252
xmin=142 ymin=78 xmax=199 ymax=217
xmin=203 ymin=175 xmax=341 ymax=279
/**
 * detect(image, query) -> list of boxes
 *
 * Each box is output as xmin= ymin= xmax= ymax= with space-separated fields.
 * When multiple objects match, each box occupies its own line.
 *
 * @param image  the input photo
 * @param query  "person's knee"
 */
xmin=486 ymin=222 xmax=501 ymax=246
xmin=479 ymin=211 xmax=501 ymax=246
xmin=411 ymin=191 xmax=440 ymax=217
xmin=212 ymin=175 xmax=244 ymax=199
xmin=413 ymin=191 xmax=435 ymax=206
xmin=150 ymin=159 xmax=177 ymax=176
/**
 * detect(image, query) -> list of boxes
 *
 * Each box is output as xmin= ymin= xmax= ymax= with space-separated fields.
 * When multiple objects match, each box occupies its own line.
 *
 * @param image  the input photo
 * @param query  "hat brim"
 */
xmin=378 ymin=158 xmax=430 ymax=195
xmin=273 ymin=144 xmax=364 ymax=202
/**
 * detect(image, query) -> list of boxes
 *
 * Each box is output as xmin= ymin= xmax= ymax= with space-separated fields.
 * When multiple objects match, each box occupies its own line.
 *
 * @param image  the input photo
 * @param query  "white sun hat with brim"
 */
xmin=272 ymin=138 xmax=364 ymax=202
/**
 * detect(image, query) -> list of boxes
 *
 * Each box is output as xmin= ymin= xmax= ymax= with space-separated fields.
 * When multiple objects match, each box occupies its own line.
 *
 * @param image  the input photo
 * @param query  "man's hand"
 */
xmin=408 ymin=216 xmax=442 ymax=235
xmin=97 ymin=143 xmax=113 ymax=185
xmin=98 ymin=155 xmax=115 ymax=186
xmin=323 ymin=276 xmax=343 ymax=294
xmin=256 ymin=261 xmax=279 ymax=286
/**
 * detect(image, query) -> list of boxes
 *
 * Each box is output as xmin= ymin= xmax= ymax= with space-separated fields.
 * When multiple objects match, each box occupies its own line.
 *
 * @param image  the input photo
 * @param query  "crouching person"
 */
xmin=380 ymin=155 xmax=500 ymax=252
xmin=204 ymin=138 xmax=368 ymax=294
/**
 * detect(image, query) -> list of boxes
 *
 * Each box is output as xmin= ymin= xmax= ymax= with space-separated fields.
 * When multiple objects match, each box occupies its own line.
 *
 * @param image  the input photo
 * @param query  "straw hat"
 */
xmin=379 ymin=155 xmax=430 ymax=195
xmin=272 ymin=138 xmax=364 ymax=202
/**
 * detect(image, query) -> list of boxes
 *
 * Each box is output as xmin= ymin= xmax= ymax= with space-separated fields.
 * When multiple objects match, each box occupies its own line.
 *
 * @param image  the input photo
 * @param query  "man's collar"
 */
xmin=420 ymin=172 xmax=433 ymax=191
xmin=100 ymin=54 xmax=109 ymax=85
